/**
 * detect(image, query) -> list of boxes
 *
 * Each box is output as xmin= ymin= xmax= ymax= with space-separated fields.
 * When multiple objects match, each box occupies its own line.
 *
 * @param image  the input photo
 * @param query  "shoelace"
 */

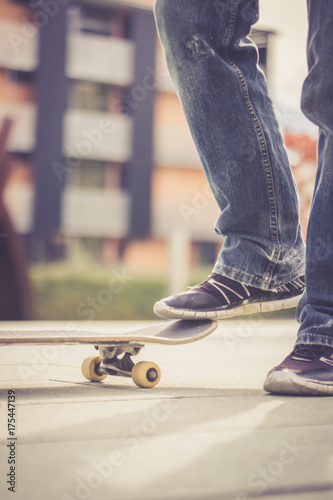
xmin=292 ymin=344 xmax=328 ymax=362
xmin=191 ymin=274 xmax=251 ymax=294
xmin=188 ymin=274 xmax=305 ymax=307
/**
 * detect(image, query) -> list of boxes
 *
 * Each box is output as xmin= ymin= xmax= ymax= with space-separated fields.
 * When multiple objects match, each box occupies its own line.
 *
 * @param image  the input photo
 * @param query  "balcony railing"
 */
xmin=62 ymin=186 xmax=129 ymax=237
xmin=66 ymin=33 xmax=134 ymax=86
xmin=64 ymin=109 xmax=132 ymax=162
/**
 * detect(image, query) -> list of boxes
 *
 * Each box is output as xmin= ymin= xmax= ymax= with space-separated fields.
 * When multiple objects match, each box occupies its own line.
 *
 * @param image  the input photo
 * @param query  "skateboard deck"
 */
xmin=0 ymin=319 xmax=217 ymax=388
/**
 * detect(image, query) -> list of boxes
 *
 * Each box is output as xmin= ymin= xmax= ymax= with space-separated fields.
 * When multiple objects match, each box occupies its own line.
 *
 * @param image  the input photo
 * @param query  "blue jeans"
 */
xmin=154 ymin=0 xmax=333 ymax=346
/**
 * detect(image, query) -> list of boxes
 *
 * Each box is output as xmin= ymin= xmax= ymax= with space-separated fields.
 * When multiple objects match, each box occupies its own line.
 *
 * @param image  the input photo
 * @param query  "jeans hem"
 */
xmin=212 ymin=262 xmax=305 ymax=290
xmin=295 ymin=334 xmax=333 ymax=348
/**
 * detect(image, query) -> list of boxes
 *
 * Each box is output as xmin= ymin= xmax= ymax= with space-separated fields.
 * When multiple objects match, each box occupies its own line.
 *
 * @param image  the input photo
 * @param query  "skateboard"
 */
xmin=0 ymin=319 xmax=217 ymax=388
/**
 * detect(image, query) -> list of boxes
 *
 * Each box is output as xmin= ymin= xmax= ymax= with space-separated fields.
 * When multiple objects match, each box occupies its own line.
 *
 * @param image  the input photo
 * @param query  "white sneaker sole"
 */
xmin=153 ymin=294 xmax=302 ymax=320
xmin=264 ymin=369 xmax=333 ymax=396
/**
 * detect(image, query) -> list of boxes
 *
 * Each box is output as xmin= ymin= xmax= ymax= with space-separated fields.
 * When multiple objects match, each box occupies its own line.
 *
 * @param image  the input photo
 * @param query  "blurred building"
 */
xmin=284 ymin=132 xmax=317 ymax=240
xmin=0 ymin=0 xmax=313 ymax=275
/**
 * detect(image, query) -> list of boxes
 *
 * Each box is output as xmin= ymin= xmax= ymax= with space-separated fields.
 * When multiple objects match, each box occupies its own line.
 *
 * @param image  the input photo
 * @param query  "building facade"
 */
xmin=2 ymin=0 xmax=303 ymax=277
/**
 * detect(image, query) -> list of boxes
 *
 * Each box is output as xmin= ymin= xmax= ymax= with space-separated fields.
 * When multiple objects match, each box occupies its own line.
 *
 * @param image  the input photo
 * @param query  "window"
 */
xmin=69 ymin=4 xmax=130 ymax=38
xmin=9 ymin=70 xmax=35 ymax=84
xmin=68 ymin=81 xmax=109 ymax=112
xmin=66 ymin=160 xmax=123 ymax=189
xmin=66 ymin=160 xmax=104 ymax=188
xmin=68 ymin=82 xmax=127 ymax=113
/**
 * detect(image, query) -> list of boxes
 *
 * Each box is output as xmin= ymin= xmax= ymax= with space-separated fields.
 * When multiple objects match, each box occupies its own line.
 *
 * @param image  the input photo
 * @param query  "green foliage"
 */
xmin=30 ymin=263 xmax=167 ymax=321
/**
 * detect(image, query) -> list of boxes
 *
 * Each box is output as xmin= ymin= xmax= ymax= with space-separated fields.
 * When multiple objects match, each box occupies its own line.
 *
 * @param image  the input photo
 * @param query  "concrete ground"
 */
xmin=0 ymin=317 xmax=333 ymax=500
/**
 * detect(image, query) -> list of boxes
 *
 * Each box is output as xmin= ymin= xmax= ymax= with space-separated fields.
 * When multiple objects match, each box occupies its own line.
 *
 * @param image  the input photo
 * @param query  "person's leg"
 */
xmin=264 ymin=0 xmax=333 ymax=395
xmin=153 ymin=0 xmax=305 ymax=319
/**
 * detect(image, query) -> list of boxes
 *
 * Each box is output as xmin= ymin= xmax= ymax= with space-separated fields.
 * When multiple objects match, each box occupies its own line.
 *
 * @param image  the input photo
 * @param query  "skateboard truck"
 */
xmin=81 ymin=342 xmax=162 ymax=388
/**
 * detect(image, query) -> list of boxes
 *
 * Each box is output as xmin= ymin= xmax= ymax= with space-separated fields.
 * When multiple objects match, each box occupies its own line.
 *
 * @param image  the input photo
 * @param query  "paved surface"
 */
xmin=0 ymin=318 xmax=333 ymax=500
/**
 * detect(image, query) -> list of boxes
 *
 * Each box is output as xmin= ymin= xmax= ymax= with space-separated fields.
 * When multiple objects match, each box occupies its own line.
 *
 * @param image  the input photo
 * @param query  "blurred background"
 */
xmin=0 ymin=0 xmax=318 ymax=321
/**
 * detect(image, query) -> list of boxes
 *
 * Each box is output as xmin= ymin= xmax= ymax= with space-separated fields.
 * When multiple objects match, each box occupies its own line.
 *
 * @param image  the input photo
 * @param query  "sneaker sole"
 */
xmin=264 ymin=370 xmax=333 ymax=396
xmin=154 ymin=294 xmax=302 ymax=320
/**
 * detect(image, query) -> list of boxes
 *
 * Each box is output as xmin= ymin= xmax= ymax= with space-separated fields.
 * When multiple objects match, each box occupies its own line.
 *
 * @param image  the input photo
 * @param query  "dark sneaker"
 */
xmin=153 ymin=273 xmax=305 ymax=320
xmin=264 ymin=344 xmax=333 ymax=396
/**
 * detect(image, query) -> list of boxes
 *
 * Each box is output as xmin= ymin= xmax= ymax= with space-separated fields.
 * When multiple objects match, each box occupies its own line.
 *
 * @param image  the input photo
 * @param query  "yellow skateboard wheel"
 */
xmin=132 ymin=361 xmax=161 ymax=388
xmin=81 ymin=356 xmax=107 ymax=382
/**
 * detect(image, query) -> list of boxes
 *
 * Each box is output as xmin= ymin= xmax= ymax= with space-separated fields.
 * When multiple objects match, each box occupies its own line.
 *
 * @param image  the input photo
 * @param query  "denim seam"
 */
xmin=220 ymin=0 xmax=281 ymax=283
